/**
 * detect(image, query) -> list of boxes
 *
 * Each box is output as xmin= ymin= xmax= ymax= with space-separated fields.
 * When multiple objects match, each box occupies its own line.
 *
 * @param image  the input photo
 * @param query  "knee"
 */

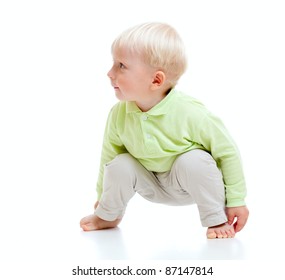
xmin=174 ymin=150 xmax=218 ymax=175
xmin=104 ymin=153 xmax=137 ymax=178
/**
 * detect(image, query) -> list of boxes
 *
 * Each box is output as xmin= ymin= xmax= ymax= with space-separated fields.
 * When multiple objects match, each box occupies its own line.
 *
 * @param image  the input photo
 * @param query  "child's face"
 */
xmin=107 ymin=48 xmax=156 ymax=103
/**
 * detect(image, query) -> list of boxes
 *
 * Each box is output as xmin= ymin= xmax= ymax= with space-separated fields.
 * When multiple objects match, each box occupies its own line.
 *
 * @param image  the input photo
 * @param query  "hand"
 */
xmin=226 ymin=206 xmax=249 ymax=232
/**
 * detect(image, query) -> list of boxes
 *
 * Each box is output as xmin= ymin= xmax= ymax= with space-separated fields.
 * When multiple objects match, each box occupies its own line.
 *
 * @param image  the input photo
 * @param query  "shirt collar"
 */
xmin=126 ymin=88 xmax=176 ymax=115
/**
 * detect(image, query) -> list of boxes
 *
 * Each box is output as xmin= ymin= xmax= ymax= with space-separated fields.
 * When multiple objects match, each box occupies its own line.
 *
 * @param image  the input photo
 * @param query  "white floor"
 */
xmin=1 ymin=188 xmax=284 ymax=279
xmin=77 ymin=197 xmax=248 ymax=260
xmin=76 ymin=195 xmax=283 ymax=261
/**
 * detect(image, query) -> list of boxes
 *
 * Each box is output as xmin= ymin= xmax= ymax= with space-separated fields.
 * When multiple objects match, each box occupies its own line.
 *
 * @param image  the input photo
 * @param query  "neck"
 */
xmin=135 ymin=88 xmax=171 ymax=112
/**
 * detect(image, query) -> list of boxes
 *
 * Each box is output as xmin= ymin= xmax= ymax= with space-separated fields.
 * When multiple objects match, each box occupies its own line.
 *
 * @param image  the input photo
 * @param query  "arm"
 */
xmin=195 ymin=112 xmax=247 ymax=208
xmin=96 ymin=105 xmax=127 ymax=200
xmin=195 ymin=114 xmax=249 ymax=231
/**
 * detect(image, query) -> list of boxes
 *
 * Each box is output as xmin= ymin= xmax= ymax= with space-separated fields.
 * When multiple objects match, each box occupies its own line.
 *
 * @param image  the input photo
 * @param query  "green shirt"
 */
xmin=96 ymin=89 xmax=246 ymax=207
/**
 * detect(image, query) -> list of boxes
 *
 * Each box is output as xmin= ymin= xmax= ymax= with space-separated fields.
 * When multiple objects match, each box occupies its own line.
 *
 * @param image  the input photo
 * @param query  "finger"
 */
xmin=234 ymin=215 xmax=248 ymax=232
xmin=226 ymin=210 xmax=236 ymax=225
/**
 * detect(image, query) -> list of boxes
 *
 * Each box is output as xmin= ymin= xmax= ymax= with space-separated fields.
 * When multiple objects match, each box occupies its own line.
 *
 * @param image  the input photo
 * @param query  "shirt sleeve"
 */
xmin=194 ymin=112 xmax=247 ymax=207
xmin=96 ymin=105 xmax=127 ymax=200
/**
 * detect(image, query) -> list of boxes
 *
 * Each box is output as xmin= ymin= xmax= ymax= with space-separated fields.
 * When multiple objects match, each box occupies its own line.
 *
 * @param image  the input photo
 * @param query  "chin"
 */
xmin=115 ymin=92 xmax=126 ymax=101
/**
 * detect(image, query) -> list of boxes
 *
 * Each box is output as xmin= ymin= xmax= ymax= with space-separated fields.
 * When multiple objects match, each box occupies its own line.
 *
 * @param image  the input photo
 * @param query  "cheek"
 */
xmin=118 ymin=77 xmax=132 ymax=88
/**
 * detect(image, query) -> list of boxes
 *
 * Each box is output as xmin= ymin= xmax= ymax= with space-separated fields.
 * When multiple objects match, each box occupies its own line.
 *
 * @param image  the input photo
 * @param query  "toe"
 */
xmin=221 ymin=230 xmax=228 ymax=238
xmin=217 ymin=233 xmax=224 ymax=238
xmin=80 ymin=214 xmax=98 ymax=231
xmin=207 ymin=223 xmax=236 ymax=239
xmin=227 ymin=229 xmax=235 ymax=238
xmin=81 ymin=224 xmax=89 ymax=231
xmin=81 ymin=222 xmax=97 ymax=231
xmin=207 ymin=231 xmax=217 ymax=239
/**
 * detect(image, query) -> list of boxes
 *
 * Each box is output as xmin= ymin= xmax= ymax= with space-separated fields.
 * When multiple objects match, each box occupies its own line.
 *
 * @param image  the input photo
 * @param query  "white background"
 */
xmin=1 ymin=0 xmax=285 ymax=279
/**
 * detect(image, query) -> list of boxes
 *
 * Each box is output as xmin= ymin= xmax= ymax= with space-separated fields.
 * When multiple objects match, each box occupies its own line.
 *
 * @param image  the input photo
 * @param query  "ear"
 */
xmin=151 ymin=71 xmax=166 ymax=90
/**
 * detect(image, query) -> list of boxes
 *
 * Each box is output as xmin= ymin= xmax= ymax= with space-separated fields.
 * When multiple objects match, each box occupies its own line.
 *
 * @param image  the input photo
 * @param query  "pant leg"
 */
xmin=94 ymin=153 xmax=172 ymax=221
xmin=171 ymin=149 xmax=228 ymax=227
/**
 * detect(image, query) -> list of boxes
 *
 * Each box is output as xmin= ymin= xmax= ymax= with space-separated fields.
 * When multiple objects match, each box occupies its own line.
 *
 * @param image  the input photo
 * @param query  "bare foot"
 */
xmin=206 ymin=223 xmax=235 ymax=239
xmin=80 ymin=214 xmax=121 ymax=231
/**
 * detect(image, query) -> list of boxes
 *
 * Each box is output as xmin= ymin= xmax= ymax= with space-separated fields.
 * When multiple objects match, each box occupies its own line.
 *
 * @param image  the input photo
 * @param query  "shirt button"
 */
xmin=146 ymin=134 xmax=151 ymax=139
xmin=142 ymin=115 xmax=148 ymax=121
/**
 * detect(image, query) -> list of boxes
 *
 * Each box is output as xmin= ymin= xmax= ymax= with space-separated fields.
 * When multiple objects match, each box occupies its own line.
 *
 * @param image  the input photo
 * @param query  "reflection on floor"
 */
xmin=77 ymin=195 xmax=251 ymax=260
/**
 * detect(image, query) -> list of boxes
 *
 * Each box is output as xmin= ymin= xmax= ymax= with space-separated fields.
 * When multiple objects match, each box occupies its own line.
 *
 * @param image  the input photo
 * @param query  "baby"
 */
xmin=80 ymin=22 xmax=249 ymax=238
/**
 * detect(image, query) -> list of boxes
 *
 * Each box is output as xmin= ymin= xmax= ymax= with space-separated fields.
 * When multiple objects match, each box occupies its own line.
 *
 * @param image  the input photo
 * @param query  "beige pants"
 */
xmin=95 ymin=150 xmax=227 ymax=227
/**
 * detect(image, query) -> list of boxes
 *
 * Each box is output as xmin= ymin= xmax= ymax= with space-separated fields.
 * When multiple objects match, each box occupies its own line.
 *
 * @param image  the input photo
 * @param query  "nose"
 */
xmin=107 ymin=66 xmax=114 ymax=79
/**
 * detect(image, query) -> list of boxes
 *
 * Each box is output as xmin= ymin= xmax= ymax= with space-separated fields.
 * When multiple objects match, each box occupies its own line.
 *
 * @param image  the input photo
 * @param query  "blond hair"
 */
xmin=111 ymin=22 xmax=187 ymax=86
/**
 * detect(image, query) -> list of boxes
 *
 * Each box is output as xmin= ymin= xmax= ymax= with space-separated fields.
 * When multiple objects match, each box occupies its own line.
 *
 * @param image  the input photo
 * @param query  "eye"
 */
xmin=119 ymin=62 xmax=126 ymax=69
